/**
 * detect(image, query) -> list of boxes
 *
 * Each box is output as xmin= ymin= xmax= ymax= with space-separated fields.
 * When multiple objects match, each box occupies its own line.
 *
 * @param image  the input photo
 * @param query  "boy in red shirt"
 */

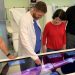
xmin=42 ymin=9 xmax=67 ymax=73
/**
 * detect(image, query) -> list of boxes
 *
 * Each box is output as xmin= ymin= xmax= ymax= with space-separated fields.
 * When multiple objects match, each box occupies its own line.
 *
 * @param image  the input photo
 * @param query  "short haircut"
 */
xmin=34 ymin=1 xmax=47 ymax=13
xmin=66 ymin=6 xmax=75 ymax=22
xmin=52 ymin=9 xmax=67 ymax=20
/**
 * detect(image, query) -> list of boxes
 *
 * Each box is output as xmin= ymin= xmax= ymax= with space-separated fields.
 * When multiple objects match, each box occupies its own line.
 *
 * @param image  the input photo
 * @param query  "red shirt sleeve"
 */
xmin=63 ymin=31 xmax=66 ymax=44
xmin=42 ymin=23 xmax=49 ymax=45
xmin=63 ymin=23 xmax=66 ymax=45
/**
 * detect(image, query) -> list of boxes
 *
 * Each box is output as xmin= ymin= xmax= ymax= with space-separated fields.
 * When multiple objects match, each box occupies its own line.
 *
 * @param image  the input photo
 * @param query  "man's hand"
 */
xmin=34 ymin=58 xmax=41 ymax=65
xmin=7 ymin=55 xmax=15 ymax=59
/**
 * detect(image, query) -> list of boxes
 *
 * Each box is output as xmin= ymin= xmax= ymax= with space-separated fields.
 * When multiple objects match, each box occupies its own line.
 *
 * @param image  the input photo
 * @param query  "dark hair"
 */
xmin=34 ymin=1 xmax=47 ymax=13
xmin=52 ymin=9 xmax=67 ymax=20
xmin=66 ymin=6 xmax=75 ymax=22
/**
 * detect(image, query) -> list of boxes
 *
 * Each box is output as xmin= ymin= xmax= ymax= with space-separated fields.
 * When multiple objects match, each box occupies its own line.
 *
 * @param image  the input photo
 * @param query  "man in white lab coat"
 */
xmin=18 ymin=1 xmax=47 ymax=71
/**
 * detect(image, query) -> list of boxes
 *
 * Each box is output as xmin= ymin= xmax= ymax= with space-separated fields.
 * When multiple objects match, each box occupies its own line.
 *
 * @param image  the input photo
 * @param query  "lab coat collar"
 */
xmin=28 ymin=11 xmax=41 ymax=29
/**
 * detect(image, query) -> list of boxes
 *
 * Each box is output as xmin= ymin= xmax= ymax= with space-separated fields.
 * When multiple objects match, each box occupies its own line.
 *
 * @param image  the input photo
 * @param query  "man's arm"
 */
xmin=20 ymin=18 xmax=41 ymax=65
xmin=0 ymin=37 xmax=15 ymax=59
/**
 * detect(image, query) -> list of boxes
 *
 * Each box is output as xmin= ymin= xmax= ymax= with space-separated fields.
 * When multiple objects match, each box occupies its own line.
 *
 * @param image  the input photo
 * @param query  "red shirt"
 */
xmin=42 ymin=22 xmax=66 ymax=50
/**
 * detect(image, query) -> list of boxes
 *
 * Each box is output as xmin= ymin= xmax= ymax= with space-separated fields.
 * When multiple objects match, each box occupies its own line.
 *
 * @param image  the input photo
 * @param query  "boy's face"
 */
xmin=54 ymin=17 xmax=63 ymax=25
xmin=32 ymin=8 xmax=45 ymax=20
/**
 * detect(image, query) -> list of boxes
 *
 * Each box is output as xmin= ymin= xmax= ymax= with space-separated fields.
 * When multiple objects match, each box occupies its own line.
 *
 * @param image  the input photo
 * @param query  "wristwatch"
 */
xmin=6 ymin=53 xmax=11 ymax=57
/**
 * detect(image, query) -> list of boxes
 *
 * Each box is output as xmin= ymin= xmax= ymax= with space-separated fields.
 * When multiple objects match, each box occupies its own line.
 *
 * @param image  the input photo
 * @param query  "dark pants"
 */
xmin=61 ymin=33 xmax=75 ymax=74
xmin=43 ymin=48 xmax=63 ymax=72
xmin=20 ymin=51 xmax=42 ymax=72
xmin=43 ymin=48 xmax=63 ymax=63
xmin=0 ymin=63 xmax=9 ymax=75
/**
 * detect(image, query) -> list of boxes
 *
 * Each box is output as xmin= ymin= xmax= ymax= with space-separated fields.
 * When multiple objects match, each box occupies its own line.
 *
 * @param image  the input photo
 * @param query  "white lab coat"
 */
xmin=9 ymin=8 xmax=27 ymax=52
xmin=18 ymin=11 xmax=41 ymax=60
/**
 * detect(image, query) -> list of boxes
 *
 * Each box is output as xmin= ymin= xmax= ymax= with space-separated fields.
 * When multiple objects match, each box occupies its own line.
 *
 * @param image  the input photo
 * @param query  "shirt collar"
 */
xmin=28 ymin=11 xmax=41 ymax=29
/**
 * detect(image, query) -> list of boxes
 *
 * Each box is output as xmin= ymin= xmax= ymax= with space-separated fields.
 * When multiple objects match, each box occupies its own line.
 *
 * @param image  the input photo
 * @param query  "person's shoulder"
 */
xmin=21 ymin=11 xmax=32 ymax=22
xmin=44 ymin=21 xmax=51 ymax=29
xmin=61 ymin=22 xmax=66 ymax=28
xmin=46 ymin=21 xmax=51 ymax=26
xmin=21 ymin=11 xmax=29 ymax=19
